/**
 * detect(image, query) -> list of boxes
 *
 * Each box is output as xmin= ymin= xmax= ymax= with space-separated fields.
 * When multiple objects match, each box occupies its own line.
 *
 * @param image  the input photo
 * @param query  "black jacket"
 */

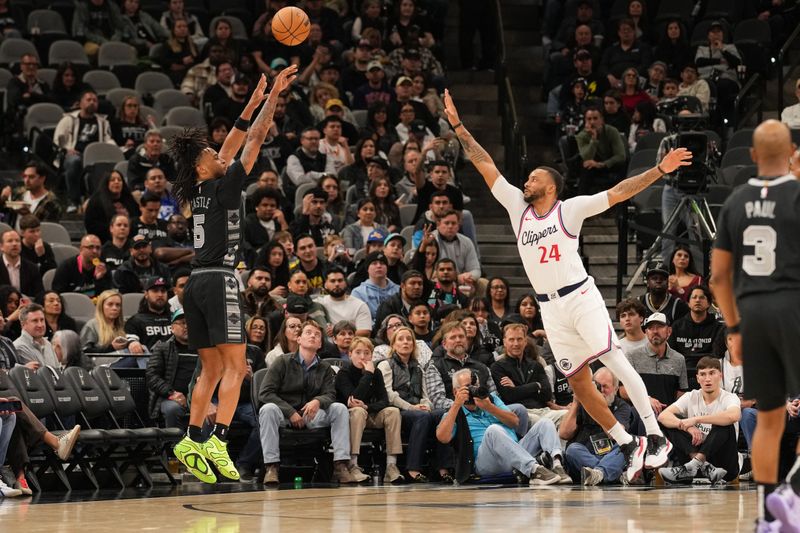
xmin=371 ymin=293 xmax=407 ymax=337
xmin=259 ymin=353 xmax=337 ymax=419
xmin=451 ymin=407 xmax=475 ymax=484
xmin=490 ymin=355 xmax=552 ymax=409
xmin=335 ymin=362 xmax=390 ymax=414
xmin=20 ymin=242 xmax=57 ymax=276
xmin=430 ymin=353 xmax=493 ymax=401
xmin=52 ymin=256 xmax=112 ymax=298
xmin=243 ymin=212 xmax=278 ymax=252
xmin=0 ymin=255 xmax=44 ymax=299
xmin=113 ymin=257 xmax=172 ymax=294
xmin=146 ymin=335 xmax=186 ymax=420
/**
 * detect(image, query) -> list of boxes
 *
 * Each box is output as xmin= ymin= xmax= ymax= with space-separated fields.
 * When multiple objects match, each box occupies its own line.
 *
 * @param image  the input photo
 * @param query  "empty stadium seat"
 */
xmin=42 ymin=268 xmax=55 ymax=291
xmin=97 ymin=42 xmax=137 ymax=67
xmin=27 ymin=10 xmax=68 ymax=34
xmin=51 ymin=243 xmax=79 ymax=265
xmin=48 ymin=40 xmax=89 ymax=66
xmin=399 ymin=204 xmax=417 ymax=227
xmin=721 ymin=146 xmax=754 ymax=168
xmin=40 ymin=221 xmax=71 ymax=245
xmin=726 ymin=128 xmax=754 ymax=150
xmin=134 ymin=71 xmax=173 ymax=98
xmin=163 ymin=106 xmax=205 ymax=127
xmin=152 ymin=88 xmax=191 ymax=114
xmin=82 ymin=70 xmax=121 ymax=96
xmin=23 ymin=102 xmax=63 ymax=136
xmin=61 ymin=293 xmax=96 ymax=322
xmin=122 ymin=292 xmax=144 ymax=319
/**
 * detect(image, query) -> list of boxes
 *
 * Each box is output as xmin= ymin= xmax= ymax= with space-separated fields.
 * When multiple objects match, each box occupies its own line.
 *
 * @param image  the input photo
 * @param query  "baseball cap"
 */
xmin=645 ymin=261 xmax=669 ymax=278
xmin=643 ymin=312 xmax=669 ymax=328
xmin=395 ymin=76 xmax=413 ymax=87
xmin=366 ymin=228 xmax=388 ymax=244
xmin=171 ymin=308 xmax=185 ymax=322
xmin=409 ymin=119 xmax=427 ymax=134
xmin=233 ymin=73 xmax=249 ymax=84
xmin=321 ymin=61 xmax=340 ymax=72
xmin=384 ymin=232 xmax=406 ymax=247
xmin=145 ymin=276 xmax=168 ymax=290
xmin=403 ymin=48 xmax=421 ymax=59
xmin=131 ymin=234 xmax=150 ymax=248
xmin=709 ymin=20 xmax=724 ymax=30
xmin=367 ymin=60 xmax=384 ymax=72
xmin=324 ymin=98 xmax=344 ymax=110
xmin=285 ymin=294 xmax=310 ymax=314
xmin=357 ymin=38 xmax=371 ymax=48
xmin=365 ymin=251 xmax=388 ymax=266
xmin=270 ymin=57 xmax=288 ymax=70
xmin=309 ymin=187 xmax=328 ymax=201
xmin=650 ymin=60 xmax=667 ymax=71
xmin=574 ymin=49 xmax=592 ymax=61
xmin=367 ymin=156 xmax=389 ymax=169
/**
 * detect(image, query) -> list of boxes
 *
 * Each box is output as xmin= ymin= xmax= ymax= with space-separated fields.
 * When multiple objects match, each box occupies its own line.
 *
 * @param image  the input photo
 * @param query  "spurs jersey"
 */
xmin=714 ymin=175 xmax=800 ymax=300
xmin=190 ymin=159 xmax=247 ymax=269
xmin=491 ymin=176 xmax=609 ymax=295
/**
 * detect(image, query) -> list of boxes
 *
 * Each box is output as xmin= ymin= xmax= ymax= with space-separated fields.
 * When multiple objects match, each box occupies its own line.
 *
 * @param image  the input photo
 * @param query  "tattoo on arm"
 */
xmin=241 ymin=94 xmax=279 ymax=170
xmin=608 ymin=166 xmax=663 ymax=202
xmin=456 ymin=127 xmax=491 ymax=165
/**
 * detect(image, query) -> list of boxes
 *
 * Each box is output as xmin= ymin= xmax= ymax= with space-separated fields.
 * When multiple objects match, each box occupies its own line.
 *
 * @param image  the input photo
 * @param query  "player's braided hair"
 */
xmin=168 ymin=128 xmax=208 ymax=207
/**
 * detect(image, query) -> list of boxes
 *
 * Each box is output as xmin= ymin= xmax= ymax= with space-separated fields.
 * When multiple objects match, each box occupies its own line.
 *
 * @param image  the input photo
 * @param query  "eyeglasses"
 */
xmin=303 ymin=136 xmax=320 ymax=141
xmin=490 ymin=285 xmax=506 ymax=290
xmin=82 ymin=244 xmax=101 ymax=250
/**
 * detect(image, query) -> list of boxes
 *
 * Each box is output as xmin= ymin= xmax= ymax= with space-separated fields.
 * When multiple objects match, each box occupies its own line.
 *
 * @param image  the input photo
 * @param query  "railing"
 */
xmin=777 ymin=22 xmax=800 ymax=114
xmin=494 ymin=0 xmax=528 ymax=187
xmin=733 ymin=73 xmax=763 ymax=130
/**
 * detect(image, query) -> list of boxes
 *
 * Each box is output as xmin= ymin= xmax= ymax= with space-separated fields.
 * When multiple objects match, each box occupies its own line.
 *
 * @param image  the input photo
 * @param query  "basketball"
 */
xmin=272 ymin=6 xmax=311 ymax=46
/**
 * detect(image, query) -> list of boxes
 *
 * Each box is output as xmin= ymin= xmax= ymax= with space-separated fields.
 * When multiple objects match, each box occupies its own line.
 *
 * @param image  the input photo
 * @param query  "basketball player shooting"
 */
xmin=443 ymin=89 xmax=692 ymax=482
xmin=168 ymin=65 xmax=298 ymax=483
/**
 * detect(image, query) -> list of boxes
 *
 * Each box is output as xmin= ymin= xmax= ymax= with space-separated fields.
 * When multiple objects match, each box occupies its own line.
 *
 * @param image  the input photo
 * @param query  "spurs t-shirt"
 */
xmin=670 ymin=388 xmax=740 ymax=436
xmin=75 ymin=117 xmax=100 ymax=152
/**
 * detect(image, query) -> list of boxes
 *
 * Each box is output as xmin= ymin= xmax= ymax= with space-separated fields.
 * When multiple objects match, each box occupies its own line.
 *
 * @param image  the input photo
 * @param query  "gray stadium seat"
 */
xmin=153 ymin=88 xmax=191 ymax=115
xmin=726 ymin=128 xmax=754 ymax=150
xmin=731 ymin=165 xmax=757 ymax=188
xmin=51 ymin=243 xmax=79 ymax=265
xmin=0 ymin=68 xmax=12 ymax=112
xmin=82 ymin=70 xmax=121 ymax=96
xmin=40 ymin=221 xmax=72 ymax=245
xmin=23 ymin=102 xmax=64 ymax=136
xmin=27 ymin=10 xmax=68 ymax=34
xmin=634 ymin=132 xmax=666 ymax=152
xmin=733 ymin=18 xmax=771 ymax=45
xmin=114 ymin=160 xmax=130 ymax=180
xmin=83 ymin=142 xmax=125 ymax=166
xmin=38 ymin=67 xmax=57 ymax=86
xmin=122 ymin=292 xmax=144 ymax=319
xmin=351 ymin=109 xmax=367 ymax=129
xmin=60 ymin=293 xmax=96 ymax=323
xmin=628 ymin=149 xmax=659 ymax=173
xmin=0 ymin=222 xmax=12 ymax=236
xmin=294 ymin=182 xmax=316 ymax=208
xmin=399 ymin=204 xmax=416 ymax=227
xmin=400 ymin=225 xmax=414 ymax=251
xmin=0 ymin=38 xmax=39 ymax=68
xmin=134 ymin=71 xmax=173 ymax=98
xmin=106 ymin=87 xmax=139 ymax=110
xmin=721 ymin=146 xmax=753 ymax=168
xmin=48 ymin=40 xmax=90 ymax=66
xmin=97 ymin=42 xmax=137 ymax=67
xmin=42 ymin=269 xmax=55 ymax=291
xmin=163 ymin=106 xmax=205 ymax=127
xmin=158 ymin=125 xmax=184 ymax=143
xmin=209 ymin=16 xmax=248 ymax=40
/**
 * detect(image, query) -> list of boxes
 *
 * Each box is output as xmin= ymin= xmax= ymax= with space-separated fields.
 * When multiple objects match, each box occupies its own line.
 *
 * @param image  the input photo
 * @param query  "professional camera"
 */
xmin=466 ymin=385 xmax=490 ymax=404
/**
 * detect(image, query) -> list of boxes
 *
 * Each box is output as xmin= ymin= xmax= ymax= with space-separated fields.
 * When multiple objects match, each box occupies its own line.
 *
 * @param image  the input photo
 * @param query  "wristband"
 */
xmin=727 ymin=323 xmax=741 ymax=334
xmin=234 ymin=117 xmax=251 ymax=131
xmin=451 ymin=121 xmax=463 ymax=130
xmin=656 ymin=163 xmax=666 ymax=175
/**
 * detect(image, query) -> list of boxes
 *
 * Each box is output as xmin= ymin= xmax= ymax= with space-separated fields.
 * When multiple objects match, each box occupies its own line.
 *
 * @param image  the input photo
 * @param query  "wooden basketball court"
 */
xmin=0 ymin=483 xmax=757 ymax=532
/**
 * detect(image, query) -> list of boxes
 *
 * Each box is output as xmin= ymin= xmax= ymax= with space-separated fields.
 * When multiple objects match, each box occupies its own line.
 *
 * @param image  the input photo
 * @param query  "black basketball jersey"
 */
xmin=714 ymin=175 xmax=800 ymax=299
xmin=190 ymin=159 xmax=247 ymax=269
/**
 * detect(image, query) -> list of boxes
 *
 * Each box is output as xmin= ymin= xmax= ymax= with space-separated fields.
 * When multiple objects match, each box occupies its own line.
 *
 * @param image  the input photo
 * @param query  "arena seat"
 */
xmin=40 ymin=221 xmax=71 ymax=245
xmin=97 ymin=42 xmax=137 ymax=68
xmin=42 ymin=268 xmax=55 ymax=291
xmin=48 ymin=40 xmax=89 ymax=66
xmin=726 ymin=128 xmax=754 ymax=150
xmin=0 ymin=38 xmax=39 ymax=68
xmin=153 ymin=88 xmax=191 ymax=115
xmin=60 ymin=292 xmax=96 ymax=323
xmin=51 ymin=243 xmax=79 ymax=265
xmin=82 ymin=70 xmax=121 ymax=96
xmin=163 ymin=106 xmax=205 ymax=127
xmin=721 ymin=146 xmax=754 ymax=168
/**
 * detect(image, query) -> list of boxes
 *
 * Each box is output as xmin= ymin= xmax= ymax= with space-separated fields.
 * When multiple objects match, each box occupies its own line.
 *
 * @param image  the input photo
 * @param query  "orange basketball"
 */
xmin=272 ymin=6 xmax=311 ymax=46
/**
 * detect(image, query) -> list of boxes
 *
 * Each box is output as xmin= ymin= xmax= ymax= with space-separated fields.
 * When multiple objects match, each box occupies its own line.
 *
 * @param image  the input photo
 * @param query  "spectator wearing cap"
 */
xmin=319 ymin=101 xmax=360 ymax=145
xmin=127 ymin=130 xmax=176 ymax=193
xmin=624 ymin=312 xmax=688 ymax=415
xmin=286 ymin=127 xmax=338 ymax=188
xmin=342 ymin=199 xmax=389 ymax=252
xmin=694 ymin=20 xmax=742 ymax=118
xmin=289 ymin=188 xmax=337 ymax=246
xmin=0 ymin=230 xmax=44 ymax=300
xmin=637 ymin=261 xmax=690 ymax=325
xmin=349 ymin=227 xmax=391 ymax=287
xmin=389 ymin=75 xmax=439 ymax=135
xmin=146 ymin=308 xmax=198 ymax=430
xmin=318 ymin=116 xmax=355 ymax=174
xmin=342 ymin=39 xmax=376 ymax=96
xmin=315 ymin=268 xmax=373 ymax=337
xmin=382 ymin=232 xmax=409 ymax=284
xmin=318 ymin=62 xmax=346 ymax=97
xmin=553 ymin=2 xmax=605 ymax=54
xmin=387 ymin=43 xmax=444 ymax=81
xmin=290 ymin=235 xmax=329 ymax=296
xmin=781 ymin=78 xmax=800 ymax=128
xmin=599 ymin=18 xmax=652 ymax=89
xmin=552 ymin=49 xmax=609 ymax=119
xmin=18 ymin=215 xmax=56 ymax=276
xmin=52 ymin=234 xmax=112 ymax=298
xmin=350 ymin=252 xmax=400 ymax=319
xmin=353 ymin=61 xmax=393 ymax=110
xmin=549 ymin=22 xmax=601 ymax=89
xmin=113 ymin=235 xmax=172 ymax=294
xmin=123 ymin=276 xmax=172 ymax=358
xmin=213 ymin=72 xmax=252 ymax=123
xmin=244 ymin=188 xmax=289 ymax=255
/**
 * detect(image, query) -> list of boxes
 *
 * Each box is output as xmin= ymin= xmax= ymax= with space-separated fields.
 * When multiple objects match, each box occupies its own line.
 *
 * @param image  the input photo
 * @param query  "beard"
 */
xmin=327 ymin=286 xmax=346 ymax=298
xmin=252 ymin=286 xmax=269 ymax=298
xmin=523 ymin=190 xmax=542 ymax=203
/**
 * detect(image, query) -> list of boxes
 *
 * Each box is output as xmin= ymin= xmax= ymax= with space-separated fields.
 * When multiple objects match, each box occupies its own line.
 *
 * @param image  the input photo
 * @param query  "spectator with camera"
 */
xmin=575 ymin=107 xmax=627 ymax=195
xmin=436 ymin=368 xmax=569 ymax=485
xmin=560 ymin=367 xmax=632 ymax=485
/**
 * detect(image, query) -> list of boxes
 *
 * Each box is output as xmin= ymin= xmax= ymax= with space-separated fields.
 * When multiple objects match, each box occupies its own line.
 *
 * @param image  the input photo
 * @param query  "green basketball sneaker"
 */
xmin=174 ymin=436 xmax=217 ymax=484
xmin=201 ymin=435 xmax=240 ymax=481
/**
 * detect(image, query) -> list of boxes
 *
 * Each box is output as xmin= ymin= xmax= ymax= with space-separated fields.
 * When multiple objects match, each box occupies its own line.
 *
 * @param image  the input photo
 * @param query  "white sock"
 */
xmin=386 ymin=455 xmax=397 ymax=465
xmin=608 ymin=422 xmax=634 ymax=445
xmin=686 ymin=457 xmax=703 ymax=474
xmin=350 ymin=455 xmax=358 ymax=466
xmin=552 ymin=455 xmax=562 ymax=468
xmin=600 ymin=348 xmax=663 ymax=437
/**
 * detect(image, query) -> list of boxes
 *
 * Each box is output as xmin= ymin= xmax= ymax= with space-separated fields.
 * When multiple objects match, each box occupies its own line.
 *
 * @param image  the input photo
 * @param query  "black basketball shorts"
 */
xmin=183 ymin=268 xmax=244 ymax=350
xmin=739 ymin=291 xmax=800 ymax=410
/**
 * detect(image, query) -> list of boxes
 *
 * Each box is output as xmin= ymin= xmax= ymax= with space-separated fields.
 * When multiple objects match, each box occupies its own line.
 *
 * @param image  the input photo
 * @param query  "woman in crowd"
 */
xmin=265 ymin=315 xmax=302 ymax=368
xmin=516 ymin=293 xmax=546 ymax=340
xmin=653 ymin=19 xmax=692 ymax=78
xmin=84 ymin=171 xmax=140 ymax=242
xmin=320 ymin=174 xmax=347 ymax=225
xmin=626 ymin=0 xmax=652 ymax=44
xmin=387 ymin=0 xmax=434 ymax=51
xmin=80 ymin=290 xmax=145 ymax=367
xmin=40 ymin=291 xmax=78 ymax=342
xmin=468 ymin=296 xmax=503 ymax=352
xmin=324 ymin=235 xmax=355 ymax=275
xmin=51 ymin=62 xmax=91 ymax=111
xmin=339 ymin=138 xmax=377 ymax=198
xmin=159 ymin=0 xmax=206 ymax=47
xmin=351 ymin=0 xmax=386 ymax=42
xmin=202 ymin=17 xmax=242 ymax=65
xmin=372 ymin=314 xmax=432 ymax=366
xmin=53 ymin=329 xmax=93 ymax=370
xmin=412 ymin=230 xmax=439 ymax=281
xmin=207 ymin=117 xmax=232 ymax=152
xmin=486 ymin=276 xmax=511 ymax=325
xmin=322 ymin=320 xmax=356 ymax=360
xmin=245 ymin=315 xmax=271 ymax=357
xmin=668 ymin=244 xmax=704 ymax=301
xmin=159 ymin=18 xmax=199 ymax=86
xmin=627 ymin=100 xmax=666 ymax=151
xmin=111 ymin=96 xmax=157 ymax=156
xmin=342 ymin=199 xmax=388 ymax=251
xmin=120 ymin=0 xmax=168 ymax=56
xmin=620 ymin=67 xmax=652 ymax=115
xmin=361 ymin=101 xmax=401 ymax=156
xmin=369 ymin=176 xmax=401 ymax=232
xmin=0 ymin=285 xmax=24 ymax=340
xmin=254 ymin=240 xmax=291 ymax=293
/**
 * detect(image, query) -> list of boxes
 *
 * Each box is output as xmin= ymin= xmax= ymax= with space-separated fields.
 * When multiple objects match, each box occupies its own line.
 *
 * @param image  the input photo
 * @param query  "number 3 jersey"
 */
xmin=190 ymin=159 xmax=247 ymax=269
xmin=491 ymin=176 xmax=609 ymax=295
xmin=714 ymin=175 xmax=800 ymax=300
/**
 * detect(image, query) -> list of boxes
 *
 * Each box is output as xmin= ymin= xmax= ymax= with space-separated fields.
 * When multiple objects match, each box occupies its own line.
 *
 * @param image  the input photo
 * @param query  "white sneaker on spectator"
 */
xmin=698 ymin=463 xmax=727 ymax=485
xmin=0 ymin=479 xmax=23 ymax=498
xmin=57 ymin=425 xmax=81 ymax=461
xmin=582 ymin=467 xmax=604 ymax=486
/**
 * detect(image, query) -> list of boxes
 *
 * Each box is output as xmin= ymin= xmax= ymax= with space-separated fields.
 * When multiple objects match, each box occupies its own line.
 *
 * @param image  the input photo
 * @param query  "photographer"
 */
xmin=436 ymin=368 xmax=571 ymax=485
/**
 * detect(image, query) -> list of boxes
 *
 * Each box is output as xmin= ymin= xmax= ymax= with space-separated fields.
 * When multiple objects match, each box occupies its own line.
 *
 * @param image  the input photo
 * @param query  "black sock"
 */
xmin=187 ymin=425 xmax=203 ymax=442
xmin=213 ymin=423 xmax=230 ymax=441
xmin=758 ymin=483 xmax=778 ymax=522
xmin=788 ymin=455 xmax=800 ymax=495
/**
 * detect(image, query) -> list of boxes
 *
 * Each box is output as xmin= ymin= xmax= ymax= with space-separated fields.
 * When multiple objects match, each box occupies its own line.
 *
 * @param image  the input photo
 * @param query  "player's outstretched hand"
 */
xmin=245 ymin=74 xmax=269 ymax=110
xmin=659 ymin=147 xmax=693 ymax=174
xmin=271 ymin=64 xmax=299 ymax=95
xmin=443 ymin=89 xmax=460 ymax=128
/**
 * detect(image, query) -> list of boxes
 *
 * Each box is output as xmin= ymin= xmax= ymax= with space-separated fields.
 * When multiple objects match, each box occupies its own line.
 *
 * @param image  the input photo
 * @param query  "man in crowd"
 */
xmin=290 ymin=234 xmax=327 ymax=294
xmin=372 ymin=270 xmax=426 ymax=336
xmin=314 ymin=268 xmax=372 ymax=337
xmin=242 ymin=267 xmax=275 ymax=318
xmin=575 ymin=107 xmax=627 ymax=195
xmin=669 ymin=285 xmax=725 ymax=389
xmin=200 ymin=61 xmax=235 ymax=114
xmin=142 ymin=168 xmax=179 ymax=221
xmin=131 ymin=192 xmax=169 ymax=241
xmin=560 ymin=367 xmax=633 ymax=486
xmin=113 ymin=235 xmax=171 ymax=294
xmin=152 ymin=214 xmax=194 ymax=269
xmin=318 ymin=115 xmax=354 ymax=174
xmin=426 ymin=258 xmax=469 ymax=315
xmin=285 ymin=127 xmax=337 ymax=187
xmin=352 ymin=60 xmax=392 ymax=110
xmin=288 ymin=188 xmax=337 ymax=246
xmin=124 ymin=276 xmax=172 ymax=350
xmin=350 ymin=252 xmax=399 ymax=320
xmin=18 ymin=215 xmax=56 ymax=275
xmin=677 ymin=64 xmax=711 ymax=112
xmin=657 ymin=357 xmax=740 ymax=484
xmin=213 ymin=73 xmax=252 ymax=123
xmin=617 ymin=298 xmax=649 ymax=355
xmin=169 ymin=268 xmax=191 ymax=313
xmin=258 ymin=320 xmax=356 ymax=484
xmin=1 ymin=163 xmax=62 ymax=223
xmin=637 ymin=261 xmax=689 ymax=324
xmin=12 ymin=304 xmax=58 ymax=368
xmin=127 ymin=130 xmax=175 ymax=192
xmin=244 ymin=188 xmax=288 ymax=253
xmin=53 ymin=89 xmax=115 ymax=212
xmin=695 ymin=21 xmax=742 ymax=118
xmin=413 ymin=190 xmax=453 ymax=247
xmin=600 ymin=18 xmax=652 ymax=87
xmin=434 ymin=210 xmax=481 ymax=289
xmin=52 ymin=234 xmax=111 ymax=297
xmin=6 ymin=54 xmax=50 ymax=128
xmin=180 ymin=44 xmax=227 ymax=105
xmin=0 ymin=230 xmax=43 ymax=299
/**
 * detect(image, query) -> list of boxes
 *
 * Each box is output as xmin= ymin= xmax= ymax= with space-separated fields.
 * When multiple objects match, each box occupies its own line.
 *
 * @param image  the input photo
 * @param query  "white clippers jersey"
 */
xmin=491 ymin=176 xmax=610 ymax=295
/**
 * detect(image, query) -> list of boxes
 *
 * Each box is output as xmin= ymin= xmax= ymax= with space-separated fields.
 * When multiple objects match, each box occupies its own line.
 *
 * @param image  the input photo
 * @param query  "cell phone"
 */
xmin=0 ymin=400 xmax=23 ymax=412
xmin=397 ymin=193 xmax=407 ymax=203
xmin=114 ymin=336 xmax=131 ymax=347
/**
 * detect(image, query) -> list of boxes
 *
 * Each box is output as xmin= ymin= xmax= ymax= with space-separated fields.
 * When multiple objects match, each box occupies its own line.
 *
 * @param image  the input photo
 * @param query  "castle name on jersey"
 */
xmin=745 ymin=200 xmax=775 ymax=219
xmin=520 ymin=224 xmax=559 ymax=247
xmin=192 ymin=196 xmax=211 ymax=210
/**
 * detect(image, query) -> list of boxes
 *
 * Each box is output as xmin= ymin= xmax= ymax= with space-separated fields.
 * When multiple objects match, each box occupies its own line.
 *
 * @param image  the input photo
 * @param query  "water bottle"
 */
xmin=293 ymin=476 xmax=303 ymax=489
xmin=371 ymin=464 xmax=381 ymax=486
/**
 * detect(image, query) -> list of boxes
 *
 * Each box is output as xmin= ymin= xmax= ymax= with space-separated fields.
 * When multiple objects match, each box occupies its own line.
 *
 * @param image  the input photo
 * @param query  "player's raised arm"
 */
xmin=606 ymin=148 xmax=693 ymax=206
xmin=443 ymin=89 xmax=502 ymax=189
xmin=218 ymin=74 xmax=266 ymax=165
xmin=239 ymin=65 xmax=299 ymax=174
